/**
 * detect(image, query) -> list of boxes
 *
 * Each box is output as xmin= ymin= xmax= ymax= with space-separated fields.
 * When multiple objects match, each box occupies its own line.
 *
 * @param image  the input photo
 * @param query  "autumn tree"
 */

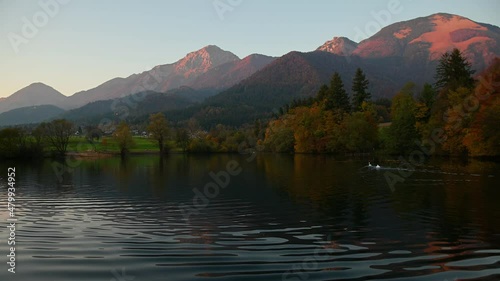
xmin=292 ymin=106 xmax=322 ymax=153
xmin=422 ymin=50 xmax=475 ymax=155
xmin=464 ymin=99 xmax=500 ymax=156
xmin=463 ymin=58 xmax=500 ymax=156
xmin=113 ymin=122 xmax=135 ymax=156
xmin=351 ymin=68 xmax=371 ymax=111
xmin=147 ymin=113 xmax=170 ymax=154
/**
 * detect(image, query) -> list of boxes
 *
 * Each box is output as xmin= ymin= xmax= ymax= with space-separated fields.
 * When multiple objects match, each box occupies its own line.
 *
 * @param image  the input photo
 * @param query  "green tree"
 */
xmin=41 ymin=119 xmax=74 ymax=156
xmin=0 ymin=128 xmax=26 ymax=158
xmin=418 ymin=83 xmax=436 ymax=109
xmin=147 ymin=113 xmax=170 ymax=154
xmin=384 ymin=88 xmax=419 ymax=154
xmin=373 ymin=98 xmax=392 ymax=122
xmin=435 ymin=48 xmax=475 ymax=91
xmin=326 ymin=72 xmax=351 ymax=113
xmin=316 ymin=84 xmax=329 ymax=102
xmin=341 ymin=112 xmax=378 ymax=152
xmin=264 ymin=119 xmax=295 ymax=153
xmin=31 ymin=125 xmax=46 ymax=155
xmin=113 ymin=122 xmax=135 ymax=156
xmin=351 ymin=68 xmax=371 ymax=111
xmin=175 ymin=127 xmax=190 ymax=152
xmin=415 ymin=83 xmax=437 ymax=134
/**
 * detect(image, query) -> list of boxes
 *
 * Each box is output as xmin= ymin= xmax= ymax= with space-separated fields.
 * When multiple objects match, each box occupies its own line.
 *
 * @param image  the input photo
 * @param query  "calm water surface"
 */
xmin=0 ymin=154 xmax=499 ymax=281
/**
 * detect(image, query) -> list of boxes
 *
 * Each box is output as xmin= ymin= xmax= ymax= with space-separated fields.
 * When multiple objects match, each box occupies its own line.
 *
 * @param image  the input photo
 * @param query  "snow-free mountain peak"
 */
xmin=0 ymin=82 xmax=68 ymax=114
xmin=316 ymin=37 xmax=358 ymax=56
xmin=174 ymin=45 xmax=240 ymax=78
xmin=351 ymin=13 xmax=499 ymax=70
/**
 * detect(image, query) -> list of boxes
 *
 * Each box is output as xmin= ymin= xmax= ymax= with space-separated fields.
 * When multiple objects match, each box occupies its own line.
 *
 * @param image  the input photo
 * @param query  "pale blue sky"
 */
xmin=1 ymin=0 xmax=498 ymax=97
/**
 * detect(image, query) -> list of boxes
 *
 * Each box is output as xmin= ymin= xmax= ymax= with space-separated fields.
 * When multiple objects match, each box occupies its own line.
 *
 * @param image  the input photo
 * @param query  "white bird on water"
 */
xmin=376 ymin=164 xmax=381 ymax=169
xmin=368 ymin=162 xmax=372 ymax=167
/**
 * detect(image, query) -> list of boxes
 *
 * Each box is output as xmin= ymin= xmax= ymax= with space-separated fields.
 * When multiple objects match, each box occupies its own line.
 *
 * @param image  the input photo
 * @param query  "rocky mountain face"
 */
xmin=317 ymin=37 xmax=358 ymax=56
xmin=352 ymin=13 xmax=500 ymax=71
xmin=66 ymin=45 xmax=241 ymax=108
xmin=191 ymin=54 xmax=276 ymax=91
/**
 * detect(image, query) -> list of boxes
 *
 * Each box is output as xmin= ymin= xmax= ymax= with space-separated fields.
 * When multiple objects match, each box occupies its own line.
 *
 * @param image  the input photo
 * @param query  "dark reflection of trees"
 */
xmin=256 ymin=154 xmax=370 ymax=235
xmin=115 ymin=155 xmax=134 ymax=191
xmin=388 ymin=158 xmax=500 ymax=245
xmin=256 ymin=154 xmax=500 ymax=245
xmin=7 ymin=155 xmax=498 ymax=248
xmin=149 ymin=155 xmax=169 ymax=197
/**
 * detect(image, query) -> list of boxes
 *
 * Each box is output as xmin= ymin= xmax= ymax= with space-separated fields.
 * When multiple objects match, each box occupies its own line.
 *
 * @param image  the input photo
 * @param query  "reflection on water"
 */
xmin=0 ymin=155 xmax=499 ymax=280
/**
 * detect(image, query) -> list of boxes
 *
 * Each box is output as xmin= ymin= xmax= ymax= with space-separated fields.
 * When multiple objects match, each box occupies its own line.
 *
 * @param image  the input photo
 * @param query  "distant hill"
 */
xmin=60 ymin=88 xmax=208 ymax=123
xmin=0 ymin=105 xmax=65 ymax=127
xmin=0 ymin=83 xmax=68 ymax=114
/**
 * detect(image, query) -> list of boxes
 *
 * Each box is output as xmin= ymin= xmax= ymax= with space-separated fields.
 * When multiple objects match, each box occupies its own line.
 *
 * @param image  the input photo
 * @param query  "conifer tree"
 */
xmin=326 ymin=72 xmax=350 ymax=112
xmin=351 ymin=68 xmax=371 ymax=111
xmin=316 ymin=84 xmax=329 ymax=102
xmin=435 ymin=48 xmax=475 ymax=91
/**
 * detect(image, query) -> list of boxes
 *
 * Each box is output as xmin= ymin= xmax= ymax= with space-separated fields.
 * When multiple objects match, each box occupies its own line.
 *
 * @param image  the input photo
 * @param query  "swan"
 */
xmin=376 ymin=164 xmax=381 ymax=169
xmin=368 ymin=162 xmax=372 ymax=167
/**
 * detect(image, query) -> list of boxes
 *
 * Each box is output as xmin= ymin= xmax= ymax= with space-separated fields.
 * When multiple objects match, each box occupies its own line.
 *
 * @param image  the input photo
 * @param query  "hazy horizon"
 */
xmin=1 ymin=0 xmax=499 ymax=98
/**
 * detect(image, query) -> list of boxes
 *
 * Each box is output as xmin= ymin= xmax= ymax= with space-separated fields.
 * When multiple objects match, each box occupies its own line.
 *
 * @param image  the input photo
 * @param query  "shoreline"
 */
xmin=2 ymin=150 xmax=500 ymax=162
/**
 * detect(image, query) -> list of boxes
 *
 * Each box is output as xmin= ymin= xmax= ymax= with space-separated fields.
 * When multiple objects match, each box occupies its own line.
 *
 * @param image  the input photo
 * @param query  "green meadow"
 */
xmin=66 ymin=136 xmax=178 ymax=154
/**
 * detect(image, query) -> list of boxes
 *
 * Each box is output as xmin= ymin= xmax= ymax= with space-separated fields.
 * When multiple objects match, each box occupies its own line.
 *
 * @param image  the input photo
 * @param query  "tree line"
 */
xmin=263 ymin=67 xmax=378 ymax=153
xmin=264 ymin=49 xmax=500 ymax=157
xmin=0 ymin=111 xmax=261 ymax=158
xmin=0 ymin=114 xmax=174 ymax=158
xmin=381 ymin=50 xmax=499 ymax=157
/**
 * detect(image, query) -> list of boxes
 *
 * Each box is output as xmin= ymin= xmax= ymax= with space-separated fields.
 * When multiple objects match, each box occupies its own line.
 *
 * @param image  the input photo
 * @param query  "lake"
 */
xmin=0 ymin=154 xmax=499 ymax=281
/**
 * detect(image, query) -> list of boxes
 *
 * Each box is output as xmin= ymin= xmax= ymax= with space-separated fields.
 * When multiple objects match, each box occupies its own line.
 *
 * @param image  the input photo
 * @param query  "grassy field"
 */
xmin=66 ymin=136 xmax=164 ymax=153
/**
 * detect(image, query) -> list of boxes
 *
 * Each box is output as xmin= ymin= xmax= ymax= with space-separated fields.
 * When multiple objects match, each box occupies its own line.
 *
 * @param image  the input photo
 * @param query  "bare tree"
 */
xmin=40 ymin=119 xmax=74 ymax=156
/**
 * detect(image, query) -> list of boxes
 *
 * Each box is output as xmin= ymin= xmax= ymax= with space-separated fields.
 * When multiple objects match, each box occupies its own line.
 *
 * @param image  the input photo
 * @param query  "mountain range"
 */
xmin=187 ymin=13 xmax=499 ymax=125
xmin=0 ymin=46 xmax=275 ymax=115
xmin=0 ymin=13 xmax=498 ymax=127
